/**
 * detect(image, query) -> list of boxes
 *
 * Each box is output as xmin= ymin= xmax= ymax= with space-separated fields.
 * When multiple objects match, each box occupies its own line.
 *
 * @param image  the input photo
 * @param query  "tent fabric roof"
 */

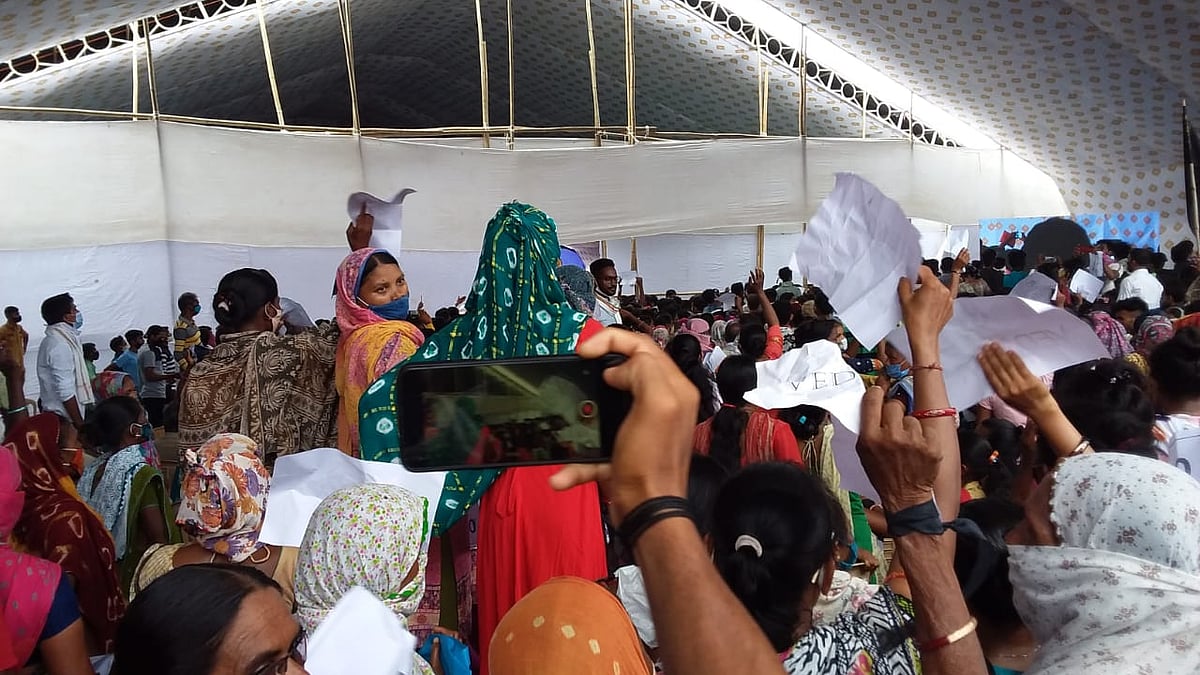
xmin=1 ymin=0 xmax=1197 ymax=245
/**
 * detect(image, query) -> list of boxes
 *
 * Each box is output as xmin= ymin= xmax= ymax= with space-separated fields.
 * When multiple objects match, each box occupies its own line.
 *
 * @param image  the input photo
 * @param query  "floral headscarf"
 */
xmin=294 ymin=483 xmax=430 ymax=632
xmin=92 ymin=371 xmax=135 ymax=401
xmin=1086 ymin=311 xmax=1133 ymax=359
xmin=1008 ymin=453 xmax=1200 ymax=674
xmin=1134 ymin=313 xmax=1175 ymax=357
xmin=176 ymin=433 xmax=270 ymax=563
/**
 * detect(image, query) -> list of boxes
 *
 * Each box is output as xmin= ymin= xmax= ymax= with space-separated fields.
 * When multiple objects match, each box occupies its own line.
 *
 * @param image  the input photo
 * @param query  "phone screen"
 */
xmin=396 ymin=356 xmax=628 ymax=471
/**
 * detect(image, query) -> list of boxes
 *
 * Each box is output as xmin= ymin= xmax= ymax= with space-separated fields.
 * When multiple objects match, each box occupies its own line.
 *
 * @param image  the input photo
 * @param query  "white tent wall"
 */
xmin=1 ymin=119 xmax=1067 ymax=400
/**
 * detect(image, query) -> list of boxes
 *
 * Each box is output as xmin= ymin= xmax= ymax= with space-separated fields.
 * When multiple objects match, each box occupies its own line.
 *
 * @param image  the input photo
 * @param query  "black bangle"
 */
xmin=617 ymin=496 xmax=694 ymax=549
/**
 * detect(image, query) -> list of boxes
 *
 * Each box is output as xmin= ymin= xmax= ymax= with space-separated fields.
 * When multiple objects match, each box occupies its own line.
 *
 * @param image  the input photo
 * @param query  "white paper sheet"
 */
xmin=1069 ymin=269 xmax=1105 ymax=303
xmin=615 ymin=565 xmax=657 ymax=648
xmin=744 ymin=340 xmax=867 ymax=433
xmin=828 ymin=419 xmax=879 ymax=503
xmin=793 ymin=173 xmax=921 ymax=347
xmin=305 ymin=586 xmax=417 ymax=675
xmin=941 ymin=227 xmax=973 ymax=258
xmin=1008 ymin=271 xmax=1059 ymax=304
xmin=347 ymin=188 xmax=416 ymax=254
xmin=886 ymin=296 xmax=1110 ymax=410
xmin=259 ymin=448 xmax=446 ymax=547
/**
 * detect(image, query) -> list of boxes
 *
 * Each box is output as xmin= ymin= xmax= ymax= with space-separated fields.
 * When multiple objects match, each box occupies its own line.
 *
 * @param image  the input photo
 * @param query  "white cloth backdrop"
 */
xmin=0 ymin=120 xmax=1068 ymax=399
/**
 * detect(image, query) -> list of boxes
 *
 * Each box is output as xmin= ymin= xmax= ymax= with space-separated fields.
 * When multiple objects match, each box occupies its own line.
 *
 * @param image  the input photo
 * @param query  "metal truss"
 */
xmin=677 ymin=0 xmax=961 ymax=147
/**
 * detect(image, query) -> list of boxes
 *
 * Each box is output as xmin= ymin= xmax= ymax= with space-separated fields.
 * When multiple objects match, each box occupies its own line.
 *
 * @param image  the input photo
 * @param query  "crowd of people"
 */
xmin=0 ymin=203 xmax=1197 ymax=675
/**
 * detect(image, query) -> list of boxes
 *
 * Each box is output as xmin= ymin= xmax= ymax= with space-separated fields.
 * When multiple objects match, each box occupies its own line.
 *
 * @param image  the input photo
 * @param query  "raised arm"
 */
xmin=977 ymin=343 xmax=1087 ymax=458
xmin=748 ymin=269 xmax=779 ymax=328
xmin=552 ymin=329 xmax=784 ymax=675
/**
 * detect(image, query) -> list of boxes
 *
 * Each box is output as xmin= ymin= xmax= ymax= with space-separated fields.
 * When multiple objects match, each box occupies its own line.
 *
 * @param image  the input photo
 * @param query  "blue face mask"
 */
xmin=193 ymin=304 xmax=202 ymax=315
xmin=884 ymin=363 xmax=909 ymax=379
xmin=371 ymin=296 xmax=410 ymax=321
xmin=72 ymin=310 xmax=84 ymax=331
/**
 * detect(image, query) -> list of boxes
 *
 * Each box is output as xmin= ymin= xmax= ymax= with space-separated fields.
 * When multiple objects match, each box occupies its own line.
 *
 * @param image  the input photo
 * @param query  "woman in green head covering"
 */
xmin=356 ymin=203 xmax=608 ymax=662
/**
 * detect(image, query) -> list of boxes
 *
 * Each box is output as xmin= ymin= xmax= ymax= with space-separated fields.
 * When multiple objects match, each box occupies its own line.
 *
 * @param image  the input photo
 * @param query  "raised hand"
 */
xmin=855 ymin=386 xmax=940 ymax=513
xmin=977 ymin=342 xmax=1055 ymax=418
xmin=346 ymin=202 xmax=374 ymax=251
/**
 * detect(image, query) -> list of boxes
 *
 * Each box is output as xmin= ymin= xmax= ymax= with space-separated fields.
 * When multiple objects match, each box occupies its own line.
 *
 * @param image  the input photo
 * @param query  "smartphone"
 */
xmin=395 ymin=355 xmax=632 ymax=472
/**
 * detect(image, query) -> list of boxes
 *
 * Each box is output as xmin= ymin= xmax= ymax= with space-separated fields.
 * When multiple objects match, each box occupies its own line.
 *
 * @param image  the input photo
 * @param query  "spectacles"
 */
xmin=252 ymin=626 xmax=307 ymax=675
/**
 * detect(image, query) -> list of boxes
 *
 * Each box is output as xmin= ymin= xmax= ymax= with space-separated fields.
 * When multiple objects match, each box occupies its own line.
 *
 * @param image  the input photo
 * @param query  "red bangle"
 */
xmin=912 ymin=407 xmax=957 ymax=420
xmin=918 ymin=618 xmax=978 ymax=653
xmin=911 ymin=363 xmax=943 ymax=371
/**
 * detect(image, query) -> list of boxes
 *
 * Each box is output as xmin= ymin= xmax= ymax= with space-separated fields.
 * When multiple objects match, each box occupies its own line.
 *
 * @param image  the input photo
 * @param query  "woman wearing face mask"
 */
xmin=333 ymin=248 xmax=427 ymax=457
xmin=178 ymin=268 xmax=341 ymax=460
xmin=77 ymin=396 xmax=177 ymax=592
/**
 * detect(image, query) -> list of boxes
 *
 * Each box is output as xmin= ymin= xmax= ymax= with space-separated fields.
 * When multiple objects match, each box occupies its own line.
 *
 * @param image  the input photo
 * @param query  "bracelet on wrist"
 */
xmin=617 ymin=496 xmax=694 ymax=549
xmin=912 ymin=407 xmax=957 ymax=420
xmin=918 ymin=617 xmax=978 ymax=653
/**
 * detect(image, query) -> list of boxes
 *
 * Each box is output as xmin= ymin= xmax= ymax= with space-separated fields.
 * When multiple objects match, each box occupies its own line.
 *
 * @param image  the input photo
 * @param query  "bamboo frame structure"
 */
xmin=798 ymin=25 xmax=806 ymax=137
xmin=130 ymin=22 xmax=140 ymax=117
xmin=506 ymin=0 xmax=516 ymax=149
xmin=255 ymin=0 xmax=286 ymax=129
xmin=336 ymin=0 xmax=361 ymax=135
xmin=585 ymin=0 xmax=601 ymax=146
xmin=139 ymin=18 xmax=160 ymax=119
xmin=623 ymin=0 xmax=636 ymax=144
xmin=474 ymin=0 xmax=491 ymax=148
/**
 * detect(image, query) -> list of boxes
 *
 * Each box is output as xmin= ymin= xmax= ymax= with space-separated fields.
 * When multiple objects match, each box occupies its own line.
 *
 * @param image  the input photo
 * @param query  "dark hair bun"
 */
xmin=212 ymin=269 xmax=278 ymax=330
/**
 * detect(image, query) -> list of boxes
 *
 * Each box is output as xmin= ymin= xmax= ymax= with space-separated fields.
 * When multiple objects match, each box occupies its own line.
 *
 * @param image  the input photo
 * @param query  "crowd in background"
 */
xmin=0 ymin=206 xmax=1196 ymax=675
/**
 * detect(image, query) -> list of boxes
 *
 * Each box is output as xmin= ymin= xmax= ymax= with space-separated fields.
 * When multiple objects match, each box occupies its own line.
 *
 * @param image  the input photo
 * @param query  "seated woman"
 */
xmin=92 ymin=370 xmax=137 ymax=402
xmin=693 ymin=355 xmax=803 ymax=472
xmin=294 ymin=483 xmax=435 ymax=675
xmin=490 ymin=576 xmax=653 ymax=675
xmin=130 ymin=433 xmax=297 ymax=605
xmin=1006 ymin=452 xmax=1200 ymax=672
xmin=334 ymin=248 xmax=427 ymax=457
xmin=77 ymin=397 xmax=176 ymax=593
xmin=4 ymin=413 xmax=124 ymax=654
xmin=711 ymin=462 xmax=919 ymax=674
xmin=179 ymin=268 xmax=340 ymax=460
xmin=958 ymin=428 xmax=1015 ymax=501
xmin=0 ymin=446 xmax=93 ymax=675
xmin=112 ymin=564 xmax=305 ymax=675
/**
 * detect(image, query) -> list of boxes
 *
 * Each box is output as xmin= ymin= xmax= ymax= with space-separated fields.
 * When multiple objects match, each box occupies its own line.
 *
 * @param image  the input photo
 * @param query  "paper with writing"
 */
xmin=793 ymin=173 xmax=921 ymax=347
xmin=1069 ymin=269 xmax=1105 ymax=303
xmin=259 ymin=448 xmax=446 ymax=547
xmin=744 ymin=340 xmax=867 ymax=433
xmin=306 ymin=586 xmax=418 ymax=675
xmin=886 ymin=296 xmax=1110 ymax=410
xmin=347 ymin=188 xmax=416 ymax=253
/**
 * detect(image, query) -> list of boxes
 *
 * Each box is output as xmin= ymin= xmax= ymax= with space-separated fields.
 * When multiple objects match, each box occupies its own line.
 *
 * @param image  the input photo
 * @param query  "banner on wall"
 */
xmin=979 ymin=212 xmax=1160 ymax=250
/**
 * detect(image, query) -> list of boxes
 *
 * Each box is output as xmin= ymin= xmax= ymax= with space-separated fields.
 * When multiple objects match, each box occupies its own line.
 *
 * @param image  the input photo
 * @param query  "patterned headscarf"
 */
xmin=92 ymin=371 xmax=134 ymax=401
xmin=294 ymin=484 xmax=430 ymax=632
xmin=334 ymin=247 xmax=425 ymax=455
xmin=711 ymin=319 xmax=729 ymax=350
xmin=490 ymin=576 xmax=652 ymax=675
xmin=1134 ymin=313 xmax=1175 ymax=357
xmin=1009 ymin=453 xmax=1200 ymax=673
xmin=175 ymin=433 xmax=270 ymax=563
xmin=679 ymin=318 xmax=713 ymax=354
xmin=556 ymin=265 xmax=596 ymax=314
xmin=1086 ymin=311 xmax=1133 ymax=359
xmin=357 ymin=202 xmax=590 ymax=533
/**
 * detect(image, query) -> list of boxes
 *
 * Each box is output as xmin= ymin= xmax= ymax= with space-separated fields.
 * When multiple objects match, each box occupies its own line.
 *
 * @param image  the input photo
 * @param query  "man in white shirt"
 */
xmin=590 ymin=258 xmax=624 ymax=327
xmin=35 ymin=293 xmax=92 ymax=447
xmin=1117 ymin=248 xmax=1164 ymax=309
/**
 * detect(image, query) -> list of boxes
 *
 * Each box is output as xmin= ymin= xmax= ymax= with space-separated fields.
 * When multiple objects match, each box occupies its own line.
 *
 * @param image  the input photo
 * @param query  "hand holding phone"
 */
xmin=397 ymin=354 xmax=632 ymax=472
xmin=548 ymin=329 xmax=701 ymax=525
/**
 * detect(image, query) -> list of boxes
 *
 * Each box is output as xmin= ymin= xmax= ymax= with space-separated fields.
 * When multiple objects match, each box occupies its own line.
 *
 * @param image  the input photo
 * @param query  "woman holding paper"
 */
xmin=333 ymin=247 xmax=429 ymax=457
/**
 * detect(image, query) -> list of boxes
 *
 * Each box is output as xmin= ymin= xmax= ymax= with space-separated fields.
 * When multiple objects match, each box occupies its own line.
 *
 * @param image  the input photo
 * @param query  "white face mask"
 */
xmin=837 ymin=336 xmax=849 ymax=351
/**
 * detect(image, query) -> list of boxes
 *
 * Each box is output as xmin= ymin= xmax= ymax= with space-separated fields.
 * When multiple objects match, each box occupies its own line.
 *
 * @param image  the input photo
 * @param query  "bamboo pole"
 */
xmin=506 ymin=0 xmax=516 ymax=149
xmin=336 ymin=0 xmax=361 ymax=134
xmin=756 ymin=27 xmax=767 ymax=136
xmin=756 ymin=225 xmax=765 ymax=269
xmin=140 ymin=18 xmax=160 ymax=119
xmin=585 ymin=0 xmax=601 ymax=146
xmin=798 ymin=25 xmax=806 ymax=137
xmin=623 ymin=0 xmax=635 ymax=143
xmin=474 ymin=0 xmax=491 ymax=148
xmin=130 ymin=22 xmax=140 ymax=118
xmin=254 ymin=0 xmax=286 ymax=129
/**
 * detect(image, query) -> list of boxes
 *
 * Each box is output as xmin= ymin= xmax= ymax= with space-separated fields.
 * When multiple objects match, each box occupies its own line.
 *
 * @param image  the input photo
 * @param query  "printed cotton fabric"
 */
xmin=1008 ymin=452 xmax=1200 ymax=674
xmin=176 ymin=433 xmax=270 ymax=563
xmin=294 ymin=483 xmax=433 ymax=675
